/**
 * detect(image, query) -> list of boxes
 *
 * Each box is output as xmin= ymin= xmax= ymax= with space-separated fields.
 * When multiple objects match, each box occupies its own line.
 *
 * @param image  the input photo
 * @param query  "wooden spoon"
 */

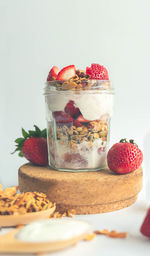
xmin=0 ymin=205 xmax=56 ymax=227
xmin=0 ymin=224 xmax=90 ymax=253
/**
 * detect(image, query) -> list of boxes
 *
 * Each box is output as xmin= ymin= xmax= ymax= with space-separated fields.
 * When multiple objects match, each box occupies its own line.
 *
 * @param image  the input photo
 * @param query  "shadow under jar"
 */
xmin=44 ymin=80 xmax=114 ymax=172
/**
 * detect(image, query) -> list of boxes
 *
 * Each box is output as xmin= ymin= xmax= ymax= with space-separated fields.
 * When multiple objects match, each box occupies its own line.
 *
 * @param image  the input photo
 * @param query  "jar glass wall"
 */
xmin=44 ymin=80 xmax=114 ymax=172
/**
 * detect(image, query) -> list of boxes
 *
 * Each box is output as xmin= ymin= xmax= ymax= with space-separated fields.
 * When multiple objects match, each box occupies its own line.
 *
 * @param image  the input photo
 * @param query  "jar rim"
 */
xmin=44 ymin=80 xmax=114 ymax=94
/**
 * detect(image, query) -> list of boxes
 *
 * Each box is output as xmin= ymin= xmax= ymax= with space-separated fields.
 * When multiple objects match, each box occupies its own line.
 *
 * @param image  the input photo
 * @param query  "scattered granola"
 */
xmin=67 ymin=209 xmax=76 ymax=218
xmin=84 ymin=233 xmax=96 ymax=241
xmin=94 ymin=229 xmax=128 ymax=238
xmin=51 ymin=211 xmax=66 ymax=218
xmin=0 ymin=185 xmax=55 ymax=215
xmin=51 ymin=209 xmax=76 ymax=218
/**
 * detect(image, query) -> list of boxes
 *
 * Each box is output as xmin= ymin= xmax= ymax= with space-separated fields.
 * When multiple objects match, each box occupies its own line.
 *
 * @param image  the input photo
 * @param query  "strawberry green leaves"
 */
xmin=12 ymin=125 xmax=47 ymax=157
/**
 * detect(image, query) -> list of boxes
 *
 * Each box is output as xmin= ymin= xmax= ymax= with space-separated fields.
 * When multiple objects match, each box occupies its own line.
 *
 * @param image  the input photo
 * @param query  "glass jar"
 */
xmin=44 ymin=80 xmax=114 ymax=172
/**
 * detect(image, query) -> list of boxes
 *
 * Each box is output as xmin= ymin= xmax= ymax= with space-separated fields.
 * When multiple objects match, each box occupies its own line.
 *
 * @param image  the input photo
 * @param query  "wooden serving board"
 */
xmin=18 ymin=164 xmax=143 ymax=214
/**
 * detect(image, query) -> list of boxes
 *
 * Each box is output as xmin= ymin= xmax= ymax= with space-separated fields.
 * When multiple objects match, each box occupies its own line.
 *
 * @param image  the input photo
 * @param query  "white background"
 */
xmin=1 ymin=0 xmax=150 ymax=186
xmin=0 ymin=1 xmax=150 ymax=255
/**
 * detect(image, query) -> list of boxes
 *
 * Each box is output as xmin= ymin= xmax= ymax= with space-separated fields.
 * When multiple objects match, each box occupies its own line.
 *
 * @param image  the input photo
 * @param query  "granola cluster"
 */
xmin=56 ymin=120 xmax=108 ymax=149
xmin=48 ymin=70 xmax=110 ymax=91
xmin=84 ymin=229 xmax=128 ymax=241
xmin=0 ymin=185 xmax=54 ymax=215
xmin=51 ymin=209 xmax=76 ymax=218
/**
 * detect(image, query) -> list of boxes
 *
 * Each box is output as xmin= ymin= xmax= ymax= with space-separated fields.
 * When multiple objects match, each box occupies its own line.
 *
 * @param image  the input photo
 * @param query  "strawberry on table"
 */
xmin=140 ymin=208 xmax=150 ymax=238
xmin=47 ymin=66 xmax=59 ymax=81
xmin=86 ymin=63 xmax=109 ymax=80
xmin=13 ymin=125 xmax=48 ymax=166
xmin=107 ymin=139 xmax=143 ymax=174
xmin=57 ymin=65 xmax=76 ymax=80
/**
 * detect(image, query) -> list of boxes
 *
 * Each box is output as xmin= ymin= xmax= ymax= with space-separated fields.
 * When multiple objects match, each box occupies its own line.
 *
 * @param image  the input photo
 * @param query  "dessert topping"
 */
xmin=47 ymin=66 xmax=59 ymax=81
xmin=86 ymin=63 xmax=109 ymax=80
xmin=107 ymin=139 xmax=143 ymax=174
xmin=46 ymin=64 xmax=110 ymax=90
xmin=57 ymin=65 xmax=76 ymax=80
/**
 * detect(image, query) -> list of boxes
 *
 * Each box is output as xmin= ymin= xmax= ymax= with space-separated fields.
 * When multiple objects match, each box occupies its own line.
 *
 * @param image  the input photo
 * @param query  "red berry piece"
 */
xmin=57 ymin=65 xmax=76 ymax=80
xmin=47 ymin=66 xmax=59 ymax=81
xmin=76 ymin=114 xmax=90 ymax=123
xmin=53 ymin=111 xmax=73 ymax=124
xmin=140 ymin=208 xmax=150 ymax=238
xmin=86 ymin=63 xmax=109 ymax=80
xmin=107 ymin=139 xmax=143 ymax=174
xmin=64 ymin=100 xmax=80 ymax=118
xmin=73 ymin=119 xmax=82 ymax=127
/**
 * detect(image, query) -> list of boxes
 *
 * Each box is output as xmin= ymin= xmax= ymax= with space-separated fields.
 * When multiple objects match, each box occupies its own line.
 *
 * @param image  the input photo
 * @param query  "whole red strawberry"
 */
xmin=13 ymin=125 xmax=48 ymax=166
xmin=107 ymin=139 xmax=143 ymax=174
xmin=140 ymin=208 xmax=150 ymax=238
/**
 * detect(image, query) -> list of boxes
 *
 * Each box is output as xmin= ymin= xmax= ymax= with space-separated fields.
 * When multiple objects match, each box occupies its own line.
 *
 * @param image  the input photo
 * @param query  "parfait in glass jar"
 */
xmin=44 ymin=64 xmax=114 ymax=172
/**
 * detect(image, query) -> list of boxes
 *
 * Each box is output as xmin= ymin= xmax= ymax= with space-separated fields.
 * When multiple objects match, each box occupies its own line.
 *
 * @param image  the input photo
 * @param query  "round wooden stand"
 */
xmin=18 ymin=164 xmax=143 ymax=214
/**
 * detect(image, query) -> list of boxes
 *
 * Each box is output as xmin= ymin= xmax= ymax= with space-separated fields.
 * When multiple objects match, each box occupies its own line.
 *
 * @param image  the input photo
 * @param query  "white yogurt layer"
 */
xmin=15 ymin=219 xmax=91 ymax=243
xmin=75 ymin=94 xmax=113 ymax=120
xmin=51 ymin=138 xmax=107 ymax=170
xmin=46 ymin=92 xmax=113 ymax=121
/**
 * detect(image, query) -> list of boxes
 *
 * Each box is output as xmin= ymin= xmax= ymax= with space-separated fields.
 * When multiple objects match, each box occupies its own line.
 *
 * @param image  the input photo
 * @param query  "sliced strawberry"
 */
xmin=86 ymin=67 xmax=92 ymax=76
xmin=53 ymin=111 xmax=73 ymax=124
xmin=86 ymin=63 xmax=109 ymax=80
xmin=73 ymin=120 xmax=82 ymax=127
xmin=77 ymin=114 xmax=90 ymax=123
xmin=57 ymin=65 xmax=76 ymax=80
xmin=64 ymin=100 xmax=80 ymax=118
xmin=47 ymin=66 xmax=59 ymax=81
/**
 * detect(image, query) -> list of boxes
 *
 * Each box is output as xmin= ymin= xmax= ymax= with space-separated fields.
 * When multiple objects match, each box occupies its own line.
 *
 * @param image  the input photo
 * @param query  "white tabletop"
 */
xmin=0 ymin=198 xmax=150 ymax=256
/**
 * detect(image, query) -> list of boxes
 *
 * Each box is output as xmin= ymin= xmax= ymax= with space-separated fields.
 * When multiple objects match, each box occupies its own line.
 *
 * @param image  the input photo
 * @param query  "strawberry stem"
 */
xmin=119 ymin=138 xmax=127 ymax=143
xmin=119 ymin=138 xmax=138 ymax=147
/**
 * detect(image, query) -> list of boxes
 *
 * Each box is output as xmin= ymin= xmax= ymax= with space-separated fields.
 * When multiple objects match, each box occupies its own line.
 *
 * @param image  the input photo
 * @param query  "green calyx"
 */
xmin=119 ymin=138 xmax=138 ymax=147
xmin=12 ymin=125 xmax=47 ymax=157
